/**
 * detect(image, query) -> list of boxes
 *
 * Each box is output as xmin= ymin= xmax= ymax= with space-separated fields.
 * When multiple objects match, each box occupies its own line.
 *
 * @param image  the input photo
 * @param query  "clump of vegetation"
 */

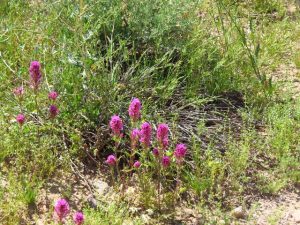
xmin=0 ymin=0 xmax=299 ymax=224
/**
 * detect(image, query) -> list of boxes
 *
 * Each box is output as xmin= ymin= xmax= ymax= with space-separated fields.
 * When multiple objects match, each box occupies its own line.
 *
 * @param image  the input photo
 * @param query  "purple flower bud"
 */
xmin=109 ymin=115 xmax=123 ymax=137
xmin=162 ymin=156 xmax=171 ymax=168
xmin=130 ymin=128 xmax=140 ymax=149
xmin=152 ymin=148 xmax=159 ymax=157
xmin=13 ymin=86 xmax=24 ymax=98
xmin=128 ymin=98 xmax=141 ymax=121
xmin=48 ymin=91 xmax=58 ymax=101
xmin=139 ymin=122 xmax=151 ymax=148
xmin=54 ymin=199 xmax=70 ymax=222
xmin=106 ymin=155 xmax=117 ymax=166
xmin=157 ymin=123 xmax=169 ymax=149
xmin=174 ymin=143 xmax=187 ymax=163
xmin=49 ymin=105 xmax=59 ymax=118
xmin=73 ymin=211 xmax=84 ymax=225
xmin=29 ymin=61 xmax=42 ymax=89
xmin=16 ymin=114 xmax=25 ymax=126
xmin=133 ymin=160 xmax=141 ymax=168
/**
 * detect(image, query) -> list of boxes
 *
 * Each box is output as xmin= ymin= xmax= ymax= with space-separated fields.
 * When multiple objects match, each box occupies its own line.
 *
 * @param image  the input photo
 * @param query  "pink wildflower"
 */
xmin=139 ymin=122 xmax=152 ymax=148
xmin=54 ymin=199 xmax=70 ymax=222
xmin=106 ymin=155 xmax=117 ymax=166
xmin=128 ymin=98 xmax=141 ymax=121
xmin=133 ymin=161 xmax=141 ymax=168
xmin=109 ymin=115 xmax=123 ymax=137
xmin=48 ymin=91 xmax=58 ymax=101
xmin=174 ymin=143 xmax=187 ymax=163
xmin=29 ymin=61 xmax=42 ymax=89
xmin=162 ymin=156 xmax=171 ymax=168
xmin=49 ymin=105 xmax=59 ymax=118
xmin=157 ymin=123 xmax=169 ymax=149
xmin=73 ymin=212 xmax=84 ymax=225
xmin=16 ymin=114 xmax=25 ymax=126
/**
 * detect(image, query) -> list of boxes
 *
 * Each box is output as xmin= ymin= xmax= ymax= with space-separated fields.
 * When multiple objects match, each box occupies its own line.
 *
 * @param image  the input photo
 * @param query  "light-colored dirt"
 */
xmin=248 ymin=190 xmax=300 ymax=225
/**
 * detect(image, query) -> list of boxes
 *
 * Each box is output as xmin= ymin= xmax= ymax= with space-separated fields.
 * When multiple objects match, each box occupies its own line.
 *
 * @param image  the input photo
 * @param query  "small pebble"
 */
xmin=232 ymin=206 xmax=246 ymax=219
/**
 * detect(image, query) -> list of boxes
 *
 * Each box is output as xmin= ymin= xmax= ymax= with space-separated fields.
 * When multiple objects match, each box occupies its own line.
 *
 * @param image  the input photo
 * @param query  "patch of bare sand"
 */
xmin=248 ymin=190 xmax=300 ymax=225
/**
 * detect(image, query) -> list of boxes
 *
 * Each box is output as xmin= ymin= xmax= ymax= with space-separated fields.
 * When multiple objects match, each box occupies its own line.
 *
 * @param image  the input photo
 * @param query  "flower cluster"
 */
xmin=107 ymin=97 xmax=188 ymax=170
xmin=133 ymin=160 xmax=141 ymax=168
xmin=49 ymin=105 xmax=59 ymax=119
xmin=29 ymin=61 xmax=42 ymax=90
xmin=174 ymin=143 xmax=187 ymax=164
xmin=54 ymin=198 xmax=84 ymax=224
xmin=162 ymin=155 xmax=171 ymax=167
xmin=49 ymin=91 xmax=58 ymax=101
xmin=105 ymin=97 xmax=188 ymax=208
xmin=16 ymin=114 xmax=25 ymax=126
xmin=54 ymin=198 xmax=70 ymax=222
xmin=139 ymin=122 xmax=152 ymax=148
xmin=106 ymin=155 xmax=117 ymax=166
xmin=157 ymin=123 xmax=169 ymax=149
xmin=152 ymin=148 xmax=159 ymax=157
xmin=109 ymin=115 xmax=123 ymax=138
xmin=73 ymin=212 xmax=85 ymax=225
xmin=13 ymin=61 xmax=60 ymax=126
xmin=128 ymin=98 xmax=141 ymax=122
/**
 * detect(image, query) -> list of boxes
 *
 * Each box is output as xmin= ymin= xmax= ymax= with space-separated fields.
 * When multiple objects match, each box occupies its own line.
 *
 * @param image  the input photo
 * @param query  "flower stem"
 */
xmin=157 ymin=158 xmax=161 ymax=211
xmin=34 ymin=89 xmax=41 ymax=139
xmin=174 ymin=164 xmax=181 ymax=205
xmin=110 ymin=167 xmax=115 ymax=188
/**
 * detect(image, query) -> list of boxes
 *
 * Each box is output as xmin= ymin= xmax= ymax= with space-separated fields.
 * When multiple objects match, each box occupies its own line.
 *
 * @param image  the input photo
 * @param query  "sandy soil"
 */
xmin=248 ymin=190 xmax=300 ymax=225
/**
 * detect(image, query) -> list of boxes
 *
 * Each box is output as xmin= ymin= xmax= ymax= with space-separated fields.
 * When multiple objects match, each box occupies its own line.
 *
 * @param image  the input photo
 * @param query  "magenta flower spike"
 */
xmin=48 ymin=91 xmax=58 ymax=101
xmin=49 ymin=105 xmax=59 ymax=118
xmin=157 ymin=123 xmax=169 ymax=149
xmin=133 ymin=160 xmax=141 ymax=168
xmin=162 ymin=156 xmax=171 ymax=168
xmin=73 ymin=211 xmax=84 ymax=225
xmin=29 ymin=61 xmax=42 ymax=89
xmin=16 ymin=114 xmax=25 ymax=126
xmin=139 ymin=122 xmax=152 ymax=148
xmin=109 ymin=115 xmax=123 ymax=137
xmin=106 ymin=155 xmax=117 ymax=166
xmin=174 ymin=143 xmax=187 ymax=163
xmin=128 ymin=98 xmax=141 ymax=121
xmin=54 ymin=198 xmax=70 ymax=222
